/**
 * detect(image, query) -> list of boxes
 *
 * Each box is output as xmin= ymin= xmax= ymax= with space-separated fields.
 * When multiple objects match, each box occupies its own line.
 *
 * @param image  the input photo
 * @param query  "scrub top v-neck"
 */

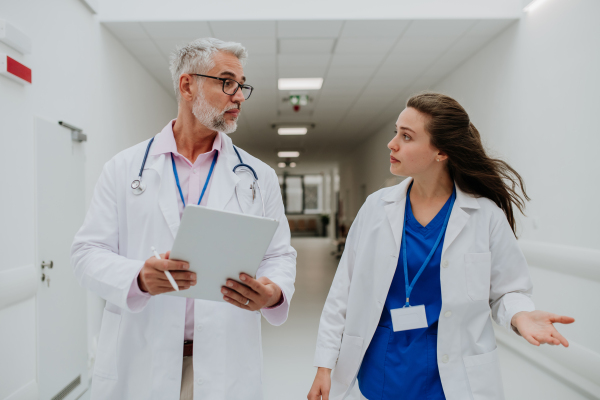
xmin=357 ymin=185 xmax=456 ymax=400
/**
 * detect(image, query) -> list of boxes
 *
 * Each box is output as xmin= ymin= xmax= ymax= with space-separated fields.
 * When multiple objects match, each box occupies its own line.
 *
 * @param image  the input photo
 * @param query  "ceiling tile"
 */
xmin=340 ymin=20 xmax=410 ymax=38
xmin=244 ymin=68 xmax=277 ymax=80
xmin=245 ymin=54 xmax=276 ymax=68
xmin=326 ymin=66 xmax=377 ymax=79
xmin=209 ymin=21 xmax=277 ymax=39
xmin=335 ymin=36 xmax=397 ymax=54
xmin=103 ymin=22 xmax=149 ymax=40
xmin=153 ymin=38 xmax=194 ymax=58
xmin=241 ymin=38 xmax=277 ymax=55
xmin=136 ymin=55 xmax=170 ymax=71
xmin=361 ymin=80 xmax=409 ymax=97
xmin=388 ymin=37 xmax=452 ymax=59
xmin=324 ymin=74 xmax=370 ymax=87
xmin=377 ymin=59 xmax=430 ymax=77
xmin=277 ymin=20 xmax=344 ymax=38
xmin=402 ymin=20 xmax=475 ymax=40
xmin=278 ymin=54 xmax=331 ymax=68
xmin=279 ymin=39 xmax=336 ymax=54
xmin=329 ymin=53 xmax=387 ymax=68
xmin=278 ymin=66 xmax=328 ymax=78
xmin=141 ymin=21 xmax=212 ymax=40
xmin=465 ymin=19 xmax=515 ymax=38
xmin=122 ymin=39 xmax=163 ymax=58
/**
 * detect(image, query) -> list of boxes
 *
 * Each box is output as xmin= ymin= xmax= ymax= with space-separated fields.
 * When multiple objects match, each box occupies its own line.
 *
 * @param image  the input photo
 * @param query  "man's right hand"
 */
xmin=138 ymin=251 xmax=196 ymax=295
xmin=307 ymin=367 xmax=332 ymax=400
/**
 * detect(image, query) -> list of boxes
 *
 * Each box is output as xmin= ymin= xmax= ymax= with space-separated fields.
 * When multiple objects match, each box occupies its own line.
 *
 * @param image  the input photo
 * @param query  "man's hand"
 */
xmin=221 ymin=273 xmax=282 ymax=311
xmin=511 ymin=310 xmax=575 ymax=347
xmin=138 ymin=251 xmax=196 ymax=295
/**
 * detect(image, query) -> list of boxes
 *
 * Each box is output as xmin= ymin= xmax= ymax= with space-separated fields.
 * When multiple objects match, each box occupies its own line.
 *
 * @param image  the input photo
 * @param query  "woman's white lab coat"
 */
xmin=71 ymin=131 xmax=296 ymax=400
xmin=314 ymin=178 xmax=534 ymax=400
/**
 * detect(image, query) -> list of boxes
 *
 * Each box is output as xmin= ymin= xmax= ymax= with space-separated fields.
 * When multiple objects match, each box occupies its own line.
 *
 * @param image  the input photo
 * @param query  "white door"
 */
xmin=35 ymin=117 xmax=88 ymax=400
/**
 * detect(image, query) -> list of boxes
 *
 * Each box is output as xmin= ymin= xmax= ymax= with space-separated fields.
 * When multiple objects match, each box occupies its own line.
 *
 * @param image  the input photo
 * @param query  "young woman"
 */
xmin=307 ymin=93 xmax=574 ymax=400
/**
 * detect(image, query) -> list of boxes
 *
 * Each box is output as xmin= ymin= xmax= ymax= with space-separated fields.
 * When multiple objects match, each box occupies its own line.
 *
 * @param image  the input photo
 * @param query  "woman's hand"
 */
xmin=307 ymin=367 xmax=332 ymax=400
xmin=511 ymin=310 xmax=575 ymax=347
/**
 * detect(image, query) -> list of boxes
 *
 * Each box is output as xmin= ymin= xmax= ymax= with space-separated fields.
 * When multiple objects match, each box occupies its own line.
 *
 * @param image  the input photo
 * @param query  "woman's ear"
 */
xmin=436 ymin=151 xmax=449 ymax=162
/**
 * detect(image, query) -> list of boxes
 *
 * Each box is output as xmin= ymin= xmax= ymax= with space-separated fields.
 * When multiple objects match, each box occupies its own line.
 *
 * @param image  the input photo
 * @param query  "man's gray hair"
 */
xmin=169 ymin=37 xmax=248 ymax=102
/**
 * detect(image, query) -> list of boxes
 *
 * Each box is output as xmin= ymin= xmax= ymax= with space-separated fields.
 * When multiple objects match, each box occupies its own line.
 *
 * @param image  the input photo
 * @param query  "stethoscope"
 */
xmin=131 ymin=136 xmax=265 ymax=217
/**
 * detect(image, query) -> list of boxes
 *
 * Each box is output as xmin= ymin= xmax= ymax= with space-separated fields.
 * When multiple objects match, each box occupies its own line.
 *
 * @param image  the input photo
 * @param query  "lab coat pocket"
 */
xmin=463 ymin=347 xmax=505 ymax=400
xmin=333 ymin=334 xmax=364 ymax=386
xmin=94 ymin=308 xmax=122 ymax=380
xmin=464 ymin=252 xmax=492 ymax=302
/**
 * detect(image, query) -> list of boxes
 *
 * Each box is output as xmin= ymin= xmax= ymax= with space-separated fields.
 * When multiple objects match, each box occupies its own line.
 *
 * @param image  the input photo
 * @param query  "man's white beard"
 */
xmin=192 ymin=92 xmax=238 ymax=134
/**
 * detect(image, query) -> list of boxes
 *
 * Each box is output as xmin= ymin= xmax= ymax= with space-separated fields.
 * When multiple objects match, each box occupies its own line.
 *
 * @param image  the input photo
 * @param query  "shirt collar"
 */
xmin=150 ymin=119 xmax=222 ymax=157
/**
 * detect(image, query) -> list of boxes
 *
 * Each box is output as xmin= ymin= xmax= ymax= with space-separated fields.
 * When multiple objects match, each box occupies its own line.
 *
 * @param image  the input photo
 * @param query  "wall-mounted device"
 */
xmin=0 ymin=19 xmax=32 ymax=54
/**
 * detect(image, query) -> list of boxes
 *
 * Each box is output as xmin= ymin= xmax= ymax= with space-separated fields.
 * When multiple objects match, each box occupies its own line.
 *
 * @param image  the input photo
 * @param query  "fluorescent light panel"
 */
xmin=278 ymin=127 xmax=308 ymax=135
xmin=278 ymin=78 xmax=323 ymax=91
xmin=278 ymin=151 xmax=300 ymax=158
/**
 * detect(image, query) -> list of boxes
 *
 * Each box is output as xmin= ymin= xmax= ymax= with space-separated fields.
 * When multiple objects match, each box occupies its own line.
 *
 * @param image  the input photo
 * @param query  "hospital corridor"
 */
xmin=1 ymin=0 xmax=599 ymax=400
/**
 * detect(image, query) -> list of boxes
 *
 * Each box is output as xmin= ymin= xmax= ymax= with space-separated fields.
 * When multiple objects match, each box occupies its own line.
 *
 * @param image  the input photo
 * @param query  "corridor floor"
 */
xmin=262 ymin=237 xmax=339 ymax=400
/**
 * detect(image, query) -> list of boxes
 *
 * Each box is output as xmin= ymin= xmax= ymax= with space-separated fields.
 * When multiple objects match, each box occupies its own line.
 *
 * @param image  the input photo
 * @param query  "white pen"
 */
xmin=151 ymin=246 xmax=179 ymax=292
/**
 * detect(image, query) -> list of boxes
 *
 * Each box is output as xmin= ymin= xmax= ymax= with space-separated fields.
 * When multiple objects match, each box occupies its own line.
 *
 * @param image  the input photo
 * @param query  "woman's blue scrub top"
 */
xmin=357 ymin=187 xmax=455 ymax=400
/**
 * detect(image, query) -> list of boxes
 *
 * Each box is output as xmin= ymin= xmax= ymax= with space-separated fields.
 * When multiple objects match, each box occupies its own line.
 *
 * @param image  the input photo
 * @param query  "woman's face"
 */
xmin=388 ymin=107 xmax=444 ymax=177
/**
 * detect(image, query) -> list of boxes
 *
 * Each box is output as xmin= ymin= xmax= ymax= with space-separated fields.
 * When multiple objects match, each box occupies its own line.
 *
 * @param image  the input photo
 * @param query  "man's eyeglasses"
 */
xmin=193 ymin=74 xmax=253 ymax=100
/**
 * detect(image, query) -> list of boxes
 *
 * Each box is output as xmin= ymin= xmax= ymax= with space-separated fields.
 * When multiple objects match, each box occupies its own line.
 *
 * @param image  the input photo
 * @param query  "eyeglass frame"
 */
xmin=192 ymin=74 xmax=254 ymax=100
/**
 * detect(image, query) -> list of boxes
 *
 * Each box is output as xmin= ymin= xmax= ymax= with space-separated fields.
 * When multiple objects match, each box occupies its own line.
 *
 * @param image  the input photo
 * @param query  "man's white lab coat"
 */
xmin=72 ymin=128 xmax=296 ymax=400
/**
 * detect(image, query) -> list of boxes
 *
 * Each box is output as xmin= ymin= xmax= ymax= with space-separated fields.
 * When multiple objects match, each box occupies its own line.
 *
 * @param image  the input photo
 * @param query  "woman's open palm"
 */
xmin=512 ymin=310 xmax=575 ymax=347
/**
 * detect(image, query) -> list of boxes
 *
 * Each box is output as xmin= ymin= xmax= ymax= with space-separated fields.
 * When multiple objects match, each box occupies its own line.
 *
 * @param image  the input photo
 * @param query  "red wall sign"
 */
xmin=6 ymin=55 xmax=31 ymax=83
xmin=1 ymin=54 xmax=31 ymax=84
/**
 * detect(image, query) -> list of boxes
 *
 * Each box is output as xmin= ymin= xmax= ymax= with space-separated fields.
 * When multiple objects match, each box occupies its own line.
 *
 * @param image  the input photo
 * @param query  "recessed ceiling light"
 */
xmin=290 ymin=162 xmax=297 ymax=168
xmin=278 ymin=78 xmax=323 ymax=91
xmin=278 ymin=151 xmax=300 ymax=158
xmin=278 ymin=127 xmax=308 ymax=135
xmin=277 ymin=162 xmax=286 ymax=168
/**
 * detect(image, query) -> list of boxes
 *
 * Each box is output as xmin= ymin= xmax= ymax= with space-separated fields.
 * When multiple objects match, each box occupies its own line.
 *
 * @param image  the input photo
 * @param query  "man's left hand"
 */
xmin=221 ymin=274 xmax=282 ymax=311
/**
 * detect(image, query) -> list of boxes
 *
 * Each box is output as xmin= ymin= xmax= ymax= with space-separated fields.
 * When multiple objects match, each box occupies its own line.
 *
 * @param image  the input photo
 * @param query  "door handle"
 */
xmin=41 ymin=260 xmax=53 ymax=269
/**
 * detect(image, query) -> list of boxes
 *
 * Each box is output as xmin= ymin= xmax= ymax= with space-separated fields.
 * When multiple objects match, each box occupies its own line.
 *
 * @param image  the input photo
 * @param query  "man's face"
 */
xmin=192 ymin=51 xmax=246 ymax=134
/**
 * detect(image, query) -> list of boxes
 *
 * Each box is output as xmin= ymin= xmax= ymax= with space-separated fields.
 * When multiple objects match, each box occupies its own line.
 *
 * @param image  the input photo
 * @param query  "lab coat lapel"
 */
xmin=382 ymin=178 xmax=412 ymax=252
xmin=441 ymin=185 xmax=480 ymax=254
xmin=147 ymin=153 xmax=180 ymax=239
xmin=206 ymin=135 xmax=240 ymax=211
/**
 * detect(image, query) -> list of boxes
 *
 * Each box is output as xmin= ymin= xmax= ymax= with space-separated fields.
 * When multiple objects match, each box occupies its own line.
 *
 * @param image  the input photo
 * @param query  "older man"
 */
xmin=71 ymin=38 xmax=296 ymax=400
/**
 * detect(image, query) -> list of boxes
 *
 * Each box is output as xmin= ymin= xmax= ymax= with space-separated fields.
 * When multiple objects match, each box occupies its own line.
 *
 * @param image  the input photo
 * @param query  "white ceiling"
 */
xmin=103 ymin=19 xmax=515 ymax=164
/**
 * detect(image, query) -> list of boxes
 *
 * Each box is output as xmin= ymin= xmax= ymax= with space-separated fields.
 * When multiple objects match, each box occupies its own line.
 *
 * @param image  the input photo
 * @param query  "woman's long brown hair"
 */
xmin=406 ymin=92 xmax=529 ymax=236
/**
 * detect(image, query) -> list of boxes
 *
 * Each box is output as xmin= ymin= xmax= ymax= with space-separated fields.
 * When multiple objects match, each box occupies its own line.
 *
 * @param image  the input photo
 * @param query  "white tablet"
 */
xmin=164 ymin=205 xmax=279 ymax=303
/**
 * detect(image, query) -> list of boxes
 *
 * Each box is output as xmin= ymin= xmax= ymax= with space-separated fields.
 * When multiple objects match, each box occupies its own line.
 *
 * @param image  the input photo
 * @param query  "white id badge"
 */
xmin=390 ymin=305 xmax=428 ymax=332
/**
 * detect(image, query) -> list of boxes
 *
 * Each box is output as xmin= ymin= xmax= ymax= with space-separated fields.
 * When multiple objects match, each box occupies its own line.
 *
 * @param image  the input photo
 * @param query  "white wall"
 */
xmin=340 ymin=0 xmax=600 ymax=397
xmin=0 ymin=0 xmax=177 ymax=398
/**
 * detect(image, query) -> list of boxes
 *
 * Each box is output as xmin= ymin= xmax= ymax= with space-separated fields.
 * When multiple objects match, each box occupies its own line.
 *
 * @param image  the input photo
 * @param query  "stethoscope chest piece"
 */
xmin=131 ymin=179 xmax=146 ymax=195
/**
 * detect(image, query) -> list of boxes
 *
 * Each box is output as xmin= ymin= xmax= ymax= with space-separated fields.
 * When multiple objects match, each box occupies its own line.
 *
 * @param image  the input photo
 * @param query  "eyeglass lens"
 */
xmin=222 ymin=79 xmax=252 ymax=99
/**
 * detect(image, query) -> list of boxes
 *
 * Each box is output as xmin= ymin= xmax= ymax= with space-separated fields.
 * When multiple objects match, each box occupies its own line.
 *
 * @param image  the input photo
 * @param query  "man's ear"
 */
xmin=179 ymin=74 xmax=195 ymax=102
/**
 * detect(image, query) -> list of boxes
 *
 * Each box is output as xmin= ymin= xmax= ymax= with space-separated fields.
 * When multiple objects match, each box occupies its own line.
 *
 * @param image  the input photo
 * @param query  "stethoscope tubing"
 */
xmin=132 ymin=136 xmax=265 ymax=216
